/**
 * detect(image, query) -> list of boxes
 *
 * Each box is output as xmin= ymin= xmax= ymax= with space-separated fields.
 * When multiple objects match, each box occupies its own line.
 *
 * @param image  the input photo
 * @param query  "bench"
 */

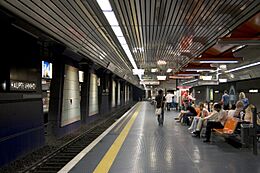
xmin=213 ymin=117 xmax=239 ymax=137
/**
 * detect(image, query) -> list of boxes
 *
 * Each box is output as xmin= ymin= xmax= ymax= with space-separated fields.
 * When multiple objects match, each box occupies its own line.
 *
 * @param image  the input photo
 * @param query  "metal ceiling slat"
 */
xmin=1 ymin=1 xmax=82 ymax=57
xmin=135 ymin=0 xmax=144 ymax=66
xmin=12 ymin=0 xmax=83 ymax=48
xmin=181 ymin=1 xmax=250 ymax=67
xmin=155 ymin=0 xmax=177 ymax=66
xmin=188 ymin=0 xmax=243 ymax=57
xmin=127 ymin=0 xmax=141 ymax=66
xmin=63 ymin=0 xmax=118 ymax=67
xmin=164 ymin=0 xmax=195 ymax=63
xmin=175 ymin=1 xmax=223 ymax=58
xmin=192 ymin=0 xmax=258 ymax=58
xmin=73 ymin=1 xmax=131 ymax=71
xmin=74 ymin=0 xmax=133 ymax=73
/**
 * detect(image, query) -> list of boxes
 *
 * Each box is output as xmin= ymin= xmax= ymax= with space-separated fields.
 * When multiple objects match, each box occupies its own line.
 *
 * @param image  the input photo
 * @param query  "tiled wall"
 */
xmin=89 ymin=73 xmax=99 ymax=116
xmin=61 ymin=65 xmax=81 ymax=126
xmin=112 ymin=80 xmax=116 ymax=107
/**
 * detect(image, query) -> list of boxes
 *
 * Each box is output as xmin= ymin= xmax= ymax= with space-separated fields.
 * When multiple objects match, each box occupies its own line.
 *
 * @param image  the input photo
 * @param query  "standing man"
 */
xmin=221 ymin=90 xmax=230 ymax=110
xmin=165 ymin=91 xmax=174 ymax=111
xmin=155 ymin=89 xmax=166 ymax=126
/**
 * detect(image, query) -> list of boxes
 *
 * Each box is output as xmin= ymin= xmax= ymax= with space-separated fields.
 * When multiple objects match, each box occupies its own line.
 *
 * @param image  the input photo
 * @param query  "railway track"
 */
xmin=21 ymin=105 xmax=133 ymax=173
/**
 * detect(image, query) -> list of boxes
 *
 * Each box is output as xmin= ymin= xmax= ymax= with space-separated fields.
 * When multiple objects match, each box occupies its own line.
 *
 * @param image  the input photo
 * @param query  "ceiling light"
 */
xmin=166 ymin=68 xmax=172 ymax=73
xmin=157 ymin=60 xmax=167 ymax=65
xmin=169 ymin=76 xmax=194 ymax=79
xmin=225 ymin=62 xmax=260 ymax=73
xmin=151 ymin=68 xmax=158 ymax=73
xmin=117 ymin=36 xmax=127 ymax=45
xmin=103 ymin=11 xmax=119 ymax=26
xmin=133 ymin=69 xmax=144 ymax=75
xmin=199 ymin=60 xmax=238 ymax=63
xmin=97 ymin=0 xmax=112 ymax=11
xmin=219 ymin=79 xmax=227 ymax=83
xmin=232 ymin=45 xmax=246 ymax=52
xmin=182 ymin=79 xmax=198 ymax=85
xmin=200 ymin=76 xmax=212 ymax=80
xmin=111 ymin=26 xmax=123 ymax=36
xmin=249 ymin=89 xmax=258 ymax=93
xmin=157 ymin=76 xmax=166 ymax=80
xmin=219 ymin=64 xmax=227 ymax=70
xmin=185 ymin=68 xmax=214 ymax=71
xmin=133 ymin=47 xmax=144 ymax=53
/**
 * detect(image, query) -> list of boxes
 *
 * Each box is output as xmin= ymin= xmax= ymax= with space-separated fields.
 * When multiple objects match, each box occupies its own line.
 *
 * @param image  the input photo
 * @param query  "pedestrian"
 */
xmin=155 ymin=89 xmax=166 ymax=126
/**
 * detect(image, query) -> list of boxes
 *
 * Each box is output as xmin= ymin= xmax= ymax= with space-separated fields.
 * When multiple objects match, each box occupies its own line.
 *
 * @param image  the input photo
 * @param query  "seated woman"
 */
xmin=228 ymin=101 xmax=244 ymax=119
xmin=243 ymin=104 xmax=255 ymax=123
xmin=188 ymin=103 xmax=209 ymax=133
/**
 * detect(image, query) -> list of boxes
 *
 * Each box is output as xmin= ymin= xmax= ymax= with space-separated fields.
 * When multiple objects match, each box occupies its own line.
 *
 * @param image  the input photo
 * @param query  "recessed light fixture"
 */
xmin=219 ymin=79 xmax=227 ymax=83
xmin=157 ymin=60 xmax=167 ymax=65
xmin=249 ymin=89 xmax=258 ymax=93
xmin=151 ymin=68 xmax=158 ymax=73
xmin=157 ymin=76 xmax=166 ymax=80
xmin=166 ymin=68 xmax=172 ymax=73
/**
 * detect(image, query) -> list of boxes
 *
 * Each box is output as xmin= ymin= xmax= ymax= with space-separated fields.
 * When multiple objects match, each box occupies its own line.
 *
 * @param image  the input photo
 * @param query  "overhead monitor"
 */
xmin=42 ymin=61 xmax=52 ymax=79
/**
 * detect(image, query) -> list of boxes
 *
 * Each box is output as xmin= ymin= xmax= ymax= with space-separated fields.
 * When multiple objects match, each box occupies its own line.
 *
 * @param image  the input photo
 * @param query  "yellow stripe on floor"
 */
xmin=93 ymin=103 xmax=141 ymax=173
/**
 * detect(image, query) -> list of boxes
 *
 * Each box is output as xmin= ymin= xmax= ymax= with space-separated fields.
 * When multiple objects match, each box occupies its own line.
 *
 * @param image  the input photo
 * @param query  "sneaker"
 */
xmin=188 ymin=127 xmax=192 ymax=131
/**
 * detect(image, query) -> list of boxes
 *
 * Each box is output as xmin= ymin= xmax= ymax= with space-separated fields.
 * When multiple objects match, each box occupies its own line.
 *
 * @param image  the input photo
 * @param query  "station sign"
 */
xmin=140 ymin=81 xmax=160 ymax=85
xmin=10 ymin=80 xmax=37 ymax=91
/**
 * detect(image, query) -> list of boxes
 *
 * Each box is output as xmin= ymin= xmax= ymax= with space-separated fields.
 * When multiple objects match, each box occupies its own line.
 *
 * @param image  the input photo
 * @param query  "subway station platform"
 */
xmin=59 ymin=102 xmax=260 ymax=173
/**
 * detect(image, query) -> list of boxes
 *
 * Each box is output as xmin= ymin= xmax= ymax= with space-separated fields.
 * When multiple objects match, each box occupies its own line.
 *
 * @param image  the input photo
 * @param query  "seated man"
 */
xmin=203 ymin=103 xmax=227 ymax=142
xmin=193 ymin=103 xmax=224 ymax=137
xmin=182 ymin=104 xmax=198 ymax=125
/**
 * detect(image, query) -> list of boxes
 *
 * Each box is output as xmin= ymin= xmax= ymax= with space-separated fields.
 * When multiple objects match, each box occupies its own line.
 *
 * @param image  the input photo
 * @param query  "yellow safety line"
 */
xmin=93 ymin=103 xmax=141 ymax=173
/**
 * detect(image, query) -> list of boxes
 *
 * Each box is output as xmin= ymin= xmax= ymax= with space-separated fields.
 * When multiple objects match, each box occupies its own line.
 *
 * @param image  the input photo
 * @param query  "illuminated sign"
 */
xmin=42 ymin=61 xmax=52 ymax=79
xmin=10 ymin=80 xmax=37 ymax=91
xmin=140 ymin=81 xmax=160 ymax=85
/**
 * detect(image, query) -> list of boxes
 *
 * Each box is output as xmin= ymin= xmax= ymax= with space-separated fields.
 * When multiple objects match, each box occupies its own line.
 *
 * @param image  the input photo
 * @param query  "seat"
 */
xmin=213 ymin=117 xmax=239 ymax=135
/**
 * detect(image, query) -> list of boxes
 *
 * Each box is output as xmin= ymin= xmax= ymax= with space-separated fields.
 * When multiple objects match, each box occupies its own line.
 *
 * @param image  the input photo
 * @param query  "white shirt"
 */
xmin=165 ymin=93 xmax=174 ymax=103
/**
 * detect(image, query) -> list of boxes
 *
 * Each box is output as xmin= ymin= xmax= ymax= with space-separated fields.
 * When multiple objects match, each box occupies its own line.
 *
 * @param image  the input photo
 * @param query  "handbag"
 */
xmin=155 ymin=108 xmax=162 ymax=115
xmin=155 ymin=96 xmax=163 ymax=115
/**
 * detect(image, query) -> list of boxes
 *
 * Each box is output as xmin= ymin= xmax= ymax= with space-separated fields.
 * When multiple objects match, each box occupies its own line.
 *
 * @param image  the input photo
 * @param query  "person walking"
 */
xmin=155 ymin=89 xmax=166 ymax=126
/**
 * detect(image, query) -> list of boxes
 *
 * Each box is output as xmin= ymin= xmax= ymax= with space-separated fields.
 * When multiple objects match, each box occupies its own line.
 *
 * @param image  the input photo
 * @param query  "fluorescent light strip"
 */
xmin=97 ymin=0 xmax=139 ymax=81
xmin=97 ymin=0 xmax=112 ymax=11
xmin=225 ymin=62 xmax=260 ymax=73
xmin=182 ymin=79 xmax=198 ymax=85
xmin=166 ymin=68 xmax=172 ymax=73
xmin=249 ymin=89 xmax=258 ymax=93
xmin=199 ymin=60 xmax=238 ymax=63
xmin=185 ymin=69 xmax=213 ymax=71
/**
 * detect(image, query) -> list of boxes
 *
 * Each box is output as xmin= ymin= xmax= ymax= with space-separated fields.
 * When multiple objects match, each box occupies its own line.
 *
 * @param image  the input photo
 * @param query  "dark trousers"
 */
xmin=158 ymin=110 xmax=164 ymax=125
xmin=223 ymin=104 xmax=229 ymax=110
xmin=166 ymin=103 xmax=171 ymax=111
xmin=205 ymin=121 xmax=224 ymax=141
xmin=183 ymin=112 xmax=196 ymax=126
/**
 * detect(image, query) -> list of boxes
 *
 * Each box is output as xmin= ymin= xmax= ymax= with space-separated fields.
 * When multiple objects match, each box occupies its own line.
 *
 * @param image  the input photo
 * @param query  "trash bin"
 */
xmin=241 ymin=124 xmax=254 ymax=148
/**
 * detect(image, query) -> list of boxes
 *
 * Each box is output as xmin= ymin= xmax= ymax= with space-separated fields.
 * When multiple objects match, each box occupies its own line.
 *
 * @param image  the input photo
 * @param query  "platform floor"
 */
xmin=60 ymin=102 xmax=260 ymax=173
